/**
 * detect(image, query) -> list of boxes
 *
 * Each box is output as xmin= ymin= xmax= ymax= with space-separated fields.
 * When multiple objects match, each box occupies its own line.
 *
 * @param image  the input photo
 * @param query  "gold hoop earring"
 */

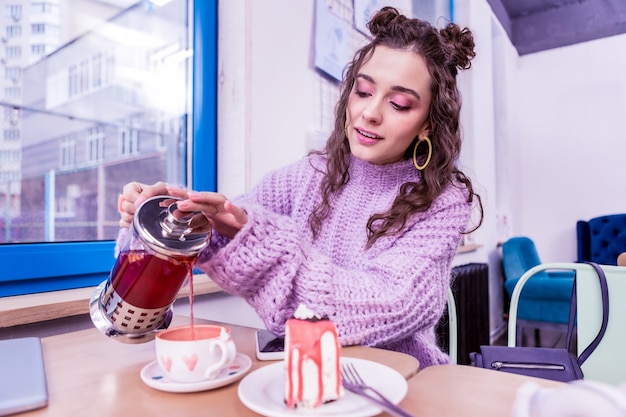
xmin=344 ymin=119 xmax=349 ymax=138
xmin=413 ymin=136 xmax=432 ymax=171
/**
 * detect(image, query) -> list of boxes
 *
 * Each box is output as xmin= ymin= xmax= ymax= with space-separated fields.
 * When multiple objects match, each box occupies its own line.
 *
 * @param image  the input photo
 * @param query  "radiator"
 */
xmin=436 ymin=262 xmax=490 ymax=365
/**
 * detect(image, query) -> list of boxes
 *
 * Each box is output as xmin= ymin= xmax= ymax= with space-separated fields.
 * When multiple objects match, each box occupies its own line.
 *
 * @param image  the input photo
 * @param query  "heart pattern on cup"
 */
xmin=183 ymin=354 xmax=199 ymax=371
xmin=160 ymin=354 xmax=199 ymax=373
xmin=160 ymin=355 xmax=173 ymax=372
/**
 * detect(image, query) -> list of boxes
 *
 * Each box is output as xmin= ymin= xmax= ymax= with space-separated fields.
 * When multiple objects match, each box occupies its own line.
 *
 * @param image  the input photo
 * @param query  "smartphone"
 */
xmin=255 ymin=329 xmax=285 ymax=361
xmin=0 ymin=337 xmax=48 ymax=416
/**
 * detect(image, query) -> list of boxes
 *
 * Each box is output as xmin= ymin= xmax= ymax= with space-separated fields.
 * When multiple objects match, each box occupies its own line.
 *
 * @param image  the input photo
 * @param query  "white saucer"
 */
xmin=140 ymin=353 xmax=252 ymax=393
xmin=238 ymin=357 xmax=407 ymax=417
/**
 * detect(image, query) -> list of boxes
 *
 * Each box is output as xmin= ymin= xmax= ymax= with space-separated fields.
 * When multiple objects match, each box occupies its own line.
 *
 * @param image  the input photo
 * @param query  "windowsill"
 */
xmin=0 ymin=274 xmax=222 ymax=329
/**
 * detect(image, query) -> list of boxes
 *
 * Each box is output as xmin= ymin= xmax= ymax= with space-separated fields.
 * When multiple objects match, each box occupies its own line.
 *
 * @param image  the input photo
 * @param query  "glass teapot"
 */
xmin=89 ymin=196 xmax=210 ymax=343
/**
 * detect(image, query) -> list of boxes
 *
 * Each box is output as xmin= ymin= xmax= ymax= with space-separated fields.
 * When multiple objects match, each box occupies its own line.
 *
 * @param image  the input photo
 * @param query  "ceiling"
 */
xmin=487 ymin=0 xmax=626 ymax=55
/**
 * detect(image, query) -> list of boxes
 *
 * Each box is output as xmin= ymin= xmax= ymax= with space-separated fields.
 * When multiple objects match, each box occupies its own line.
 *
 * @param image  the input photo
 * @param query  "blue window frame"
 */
xmin=0 ymin=1 xmax=217 ymax=297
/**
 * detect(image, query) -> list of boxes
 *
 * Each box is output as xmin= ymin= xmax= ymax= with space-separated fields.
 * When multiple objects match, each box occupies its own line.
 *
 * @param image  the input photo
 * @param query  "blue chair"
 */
xmin=501 ymin=237 xmax=576 ymax=346
xmin=577 ymin=214 xmax=626 ymax=265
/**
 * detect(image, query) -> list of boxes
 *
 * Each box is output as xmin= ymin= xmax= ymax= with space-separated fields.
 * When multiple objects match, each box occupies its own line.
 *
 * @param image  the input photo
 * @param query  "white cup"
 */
xmin=155 ymin=324 xmax=237 ymax=382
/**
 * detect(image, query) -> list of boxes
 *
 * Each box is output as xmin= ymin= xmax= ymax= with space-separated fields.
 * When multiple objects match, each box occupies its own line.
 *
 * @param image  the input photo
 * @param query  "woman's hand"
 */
xmin=168 ymin=186 xmax=248 ymax=239
xmin=118 ymin=181 xmax=168 ymax=228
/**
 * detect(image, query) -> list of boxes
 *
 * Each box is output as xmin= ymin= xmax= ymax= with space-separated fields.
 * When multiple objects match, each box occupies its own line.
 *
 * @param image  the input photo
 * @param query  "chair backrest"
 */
xmin=577 ymin=214 xmax=626 ymax=265
xmin=501 ymin=237 xmax=547 ymax=288
xmin=507 ymin=262 xmax=626 ymax=385
xmin=576 ymin=264 xmax=626 ymax=384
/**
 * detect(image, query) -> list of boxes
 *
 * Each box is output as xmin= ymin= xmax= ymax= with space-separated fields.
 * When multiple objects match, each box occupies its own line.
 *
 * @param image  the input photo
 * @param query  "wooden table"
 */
xmin=21 ymin=316 xmax=419 ymax=416
xmin=21 ymin=315 xmax=563 ymax=416
xmin=403 ymin=364 xmax=563 ymax=417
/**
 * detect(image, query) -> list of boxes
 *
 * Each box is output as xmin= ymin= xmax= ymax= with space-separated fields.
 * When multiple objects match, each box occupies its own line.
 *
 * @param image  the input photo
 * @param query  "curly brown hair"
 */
xmin=309 ymin=7 xmax=483 ymax=248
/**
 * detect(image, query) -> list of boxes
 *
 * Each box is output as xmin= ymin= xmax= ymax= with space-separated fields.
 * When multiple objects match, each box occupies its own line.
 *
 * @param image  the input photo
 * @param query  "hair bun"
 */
xmin=367 ymin=6 xmax=406 ymax=37
xmin=440 ymin=23 xmax=476 ymax=71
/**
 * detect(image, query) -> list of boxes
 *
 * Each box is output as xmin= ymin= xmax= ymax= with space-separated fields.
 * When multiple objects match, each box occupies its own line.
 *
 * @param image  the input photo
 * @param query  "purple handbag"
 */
xmin=470 ymin=262 xmax=609 ymax=382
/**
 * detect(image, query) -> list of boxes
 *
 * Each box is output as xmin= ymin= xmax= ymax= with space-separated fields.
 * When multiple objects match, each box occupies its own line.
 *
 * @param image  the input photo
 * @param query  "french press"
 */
xmin=89 ymin=195 xmax=210 ymax=343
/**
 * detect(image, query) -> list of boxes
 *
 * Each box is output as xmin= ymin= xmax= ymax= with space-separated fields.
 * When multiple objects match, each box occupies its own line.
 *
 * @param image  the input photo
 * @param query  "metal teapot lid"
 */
xmin=133 ymin=195 xmax=210 ymax=257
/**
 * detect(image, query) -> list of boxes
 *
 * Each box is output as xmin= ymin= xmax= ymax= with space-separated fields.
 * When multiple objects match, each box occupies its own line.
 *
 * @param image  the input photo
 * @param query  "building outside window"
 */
xmin=0 ymin=1 xmax=217 ymax=297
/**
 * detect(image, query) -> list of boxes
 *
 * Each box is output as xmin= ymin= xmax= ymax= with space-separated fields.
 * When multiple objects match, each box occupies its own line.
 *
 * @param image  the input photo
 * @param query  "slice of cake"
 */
xmin=284 ymin=304 xmax=343 ymax=409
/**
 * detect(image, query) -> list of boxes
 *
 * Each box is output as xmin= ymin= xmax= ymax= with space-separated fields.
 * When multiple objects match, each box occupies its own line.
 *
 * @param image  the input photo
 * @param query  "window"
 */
xmin=5 ymin=67 xmax=21 ymax=80
xmin=87 ymin=126 xmax=105 ymax=163
xmin=6 ymin=25 xmax=21 ymax=38
xmin=0 ymin=171 xmax=19 ymax=181
xmin=6 ymin=46 xmax=21 ymax=59
xmin=3 ymin=129 xmax=20 ymax=140
xmin=0 ymin=150 xmax=19 ymax=162
xmin=32 ymin=23 xmax=46 ymax=34
xmin=92 ymin=53 xmax=102 ymax=88
xmin=118 ymin=124 xmax=138 ymax=156
xmin=31 ymin=44 xmax=46 ymax=55
xmin=3 ymin=87 xmax=20 ymax=99
xmin=79 ymin=58 xmax=89 ymax=92
xmin=6 ymin=5 xmax=22 ymax=21
xmin=32 ymin=2 xmax=58 ymax=14
xmin=60 ymin=135 xmax=76 ymax=170
xmin=0 ymin=1 xmax=217 ymax=297
xmin=68 ymin=64 xmax=77 ymax=96
xmin=31 ymin=23 xmax=59 ymax=36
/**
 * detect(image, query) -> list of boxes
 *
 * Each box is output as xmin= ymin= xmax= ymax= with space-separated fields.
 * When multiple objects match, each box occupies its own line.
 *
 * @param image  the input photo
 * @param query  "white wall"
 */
xmin=212 ymin=0 xmax=626 ymax=338
xmin=217 ymin=1 xmax=320 ymax=195
xmin=513 ymin=34 xmax=626 ymax=262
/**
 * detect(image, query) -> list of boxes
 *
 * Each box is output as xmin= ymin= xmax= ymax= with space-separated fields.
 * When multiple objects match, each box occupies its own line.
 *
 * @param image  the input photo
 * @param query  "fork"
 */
xmin=341 ymin=362 xmax=415 ymax=417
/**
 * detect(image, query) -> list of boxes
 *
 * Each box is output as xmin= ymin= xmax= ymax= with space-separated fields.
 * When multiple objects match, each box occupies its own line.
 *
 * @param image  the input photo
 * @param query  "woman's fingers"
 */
xmin=175 ymin=192 xmax=248 ymax=238
xmin=165 ymin=186 xmax=191 ymax=199
xmin=177 ymin=191 xmax=226 ymax=213
xmin=117 ymin=184 xmax=245 ymax=237
xmin=121 ymin=181 xmax=167 ymax=206
xmin=188 ymin=213 xmax=212 ymax=234
xmin=118 ymin=181 xmax=169 ymax=227
xmin=223 ymin=199 xmax=248 ymax=226
xmin=119 ymin=211 xmax=134 ymax=228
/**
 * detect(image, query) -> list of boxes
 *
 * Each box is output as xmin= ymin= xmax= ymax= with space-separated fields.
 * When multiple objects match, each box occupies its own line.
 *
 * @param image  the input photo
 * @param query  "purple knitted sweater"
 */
xmin=192 ymin=154 xmax=472 ymax=368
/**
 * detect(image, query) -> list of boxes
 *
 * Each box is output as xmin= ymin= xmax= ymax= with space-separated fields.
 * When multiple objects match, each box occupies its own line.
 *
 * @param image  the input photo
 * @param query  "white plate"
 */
xmin=140 ymin=353 xmax=252 ymax=393
xmin=238 ymin=357 xmax=407 ymax=417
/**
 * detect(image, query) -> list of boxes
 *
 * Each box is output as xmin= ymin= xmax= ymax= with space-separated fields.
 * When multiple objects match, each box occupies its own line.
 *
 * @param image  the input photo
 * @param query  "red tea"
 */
xmin=158 ymin=325 xmax=230 ymax=341
xmin=109 ymin=250 xmax=194 ymax=309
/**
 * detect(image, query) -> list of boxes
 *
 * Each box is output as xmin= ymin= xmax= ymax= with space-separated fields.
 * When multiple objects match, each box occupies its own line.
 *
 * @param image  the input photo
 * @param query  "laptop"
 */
xmin=0 ymin=337 xmax=49 ymax=416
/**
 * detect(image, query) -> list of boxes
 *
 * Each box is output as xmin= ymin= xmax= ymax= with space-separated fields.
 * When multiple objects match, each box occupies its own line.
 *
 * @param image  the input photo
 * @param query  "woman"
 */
xmin=118 ymin=7 xmax=483 ymax=368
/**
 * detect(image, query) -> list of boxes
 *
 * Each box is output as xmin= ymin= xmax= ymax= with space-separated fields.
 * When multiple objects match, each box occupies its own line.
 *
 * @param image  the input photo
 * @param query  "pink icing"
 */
xmin=285 ymin=318 xmax=341 ymax=408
